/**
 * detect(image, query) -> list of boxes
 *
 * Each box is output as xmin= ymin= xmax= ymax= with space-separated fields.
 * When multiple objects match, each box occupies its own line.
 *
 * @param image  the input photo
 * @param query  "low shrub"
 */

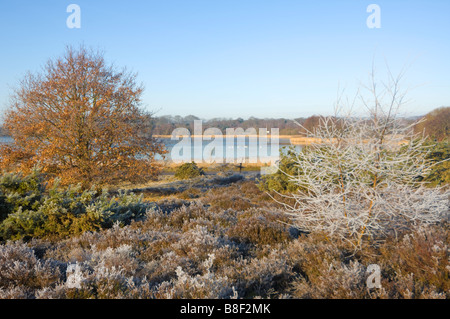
xmin=0 ymin=241 xmax=61 ymax=297
xmin=423 ymin=141 xmax=450 ymax=186
xmin=174 ymin=162 xmax=204 ymax=180
xmin=0 ymin=176 xmax=448 ymax=299
xmin=0 ymin=169 xmax=44 ymax=223
xmin=227 ymin=208 xmax=292 ymax=246
xmin=203 ymin=180 xmax=274 ymax=211
xmin=0 ymin=171 xmax=148 ymax=241
xmin=258 ymin=147 xmax=301 ymax=193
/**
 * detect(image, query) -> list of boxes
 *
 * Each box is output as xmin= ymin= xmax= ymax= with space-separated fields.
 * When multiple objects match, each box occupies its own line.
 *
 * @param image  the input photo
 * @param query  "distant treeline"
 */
xmin=150 ymin=115 xmax=331 ymax=136
xmin=1 ymin=107 xmax=448 ymax=140
xmin=150 ymin=107 xmax=449 ymax=141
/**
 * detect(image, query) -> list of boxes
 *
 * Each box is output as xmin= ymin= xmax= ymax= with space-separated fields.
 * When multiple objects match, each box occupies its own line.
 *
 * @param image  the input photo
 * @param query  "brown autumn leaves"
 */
xmin=0 ymin=46 xmax=166 ymax=187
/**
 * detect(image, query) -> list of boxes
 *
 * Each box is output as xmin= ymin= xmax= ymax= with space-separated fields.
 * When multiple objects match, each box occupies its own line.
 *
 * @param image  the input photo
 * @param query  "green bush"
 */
xmin=174 ymin=162 xmax=205 ymax=180
xmin=0 ymin=171 xmax=148 ymax=241
xmin=258 ymin=147 xmax=300 ymax=193
xmin=424 ymin=141 xmax=450 ymax=186
xmin=0 ymin=169 xmax=44 ymax=223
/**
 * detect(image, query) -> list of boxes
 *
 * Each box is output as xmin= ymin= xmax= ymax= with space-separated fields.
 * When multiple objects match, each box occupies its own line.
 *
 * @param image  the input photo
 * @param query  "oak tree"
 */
xmin=0 ymin=46 xmax=165 ymax=187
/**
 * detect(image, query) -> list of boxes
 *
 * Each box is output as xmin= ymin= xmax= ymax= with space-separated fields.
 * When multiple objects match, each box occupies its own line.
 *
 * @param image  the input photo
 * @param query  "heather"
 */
xmin=0 ymin=175 xmax=448 ymax=299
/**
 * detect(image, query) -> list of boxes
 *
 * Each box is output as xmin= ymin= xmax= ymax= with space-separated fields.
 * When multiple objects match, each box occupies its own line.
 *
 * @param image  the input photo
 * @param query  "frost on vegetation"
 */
xmin=0 ymin=171 xmax=149 ymax=241
xmin=0 ymin=174 xmax=448 ymax=299
xmin=0 ymin=241 xmax=61 ymax=297
xmin=154 ymin=253 xmax=235 ymax=299
xmin=275 ymin=70 xmax=450 ymax=249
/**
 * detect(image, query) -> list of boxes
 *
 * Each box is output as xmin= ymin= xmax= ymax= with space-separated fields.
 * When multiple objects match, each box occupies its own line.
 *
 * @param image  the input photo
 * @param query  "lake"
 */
xmin=0 ymin=136 xmax=301 ymax=164
xmin=159 ymin=137 xmax=300 ymax=163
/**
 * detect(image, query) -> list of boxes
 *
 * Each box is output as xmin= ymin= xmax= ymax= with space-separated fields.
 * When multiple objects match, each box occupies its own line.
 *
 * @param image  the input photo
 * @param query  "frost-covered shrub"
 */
xmin=0 ymin=171 xmax=148 ymax=241
xmin=374 ymin=225 xmax=449 ymax=298
xmin=153 ymin=254 xmax=235 ymax=299
xmin=229 ymin=249 xmax=293 ymax=298
xmin=202 ymin=180 xmax=273 ymax=211
xmin=0 ymin=241 xmax=61 ymax=296
xmin=275 ymin=73 xmax=450 ymax=249
xmin=178 ymin=187 xmax=202 ymax=199
xmin=0 ymin=180 xmax=447 ymax=299
xmin=284 ymin=223 xmax=450 ymax=299
xmin=227 ymin=208 xmax=292 ymax=246
xmin=0 ymin=169 xmax=44 ymax=223
xmin=0 ymin=285 xmax=33 ymax=299
xmin=291 ymin=259 xmax=368 ymax=299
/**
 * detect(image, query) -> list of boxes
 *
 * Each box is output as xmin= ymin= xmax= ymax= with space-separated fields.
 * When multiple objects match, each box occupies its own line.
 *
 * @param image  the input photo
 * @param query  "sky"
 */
xmin=0 ymin=0 xmax=449 ymax=119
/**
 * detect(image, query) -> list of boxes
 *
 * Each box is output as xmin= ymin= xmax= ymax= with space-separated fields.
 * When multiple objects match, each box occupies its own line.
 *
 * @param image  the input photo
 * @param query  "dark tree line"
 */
xmin=3 ymin=109 xmax=447 ymax=139
xmin=149 ymin=115 xmax=324 ymax=135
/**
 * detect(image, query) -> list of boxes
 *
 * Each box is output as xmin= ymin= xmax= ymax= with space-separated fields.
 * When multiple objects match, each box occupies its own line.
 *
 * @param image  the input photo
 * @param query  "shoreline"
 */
xmin=154 ymin=134 xmax=311 ymax=145
xmin=158 ymin=161 xmax=275 ymax=168
xmin=153 ymin=134 xmax=302 ymax=138
xmin=154 ymin=135 xmax=408 ymax=146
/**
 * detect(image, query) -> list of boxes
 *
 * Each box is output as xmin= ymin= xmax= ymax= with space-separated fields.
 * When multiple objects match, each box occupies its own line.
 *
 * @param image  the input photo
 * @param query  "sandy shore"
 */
xmin=159 ymin=161 xmax=274 ymax=169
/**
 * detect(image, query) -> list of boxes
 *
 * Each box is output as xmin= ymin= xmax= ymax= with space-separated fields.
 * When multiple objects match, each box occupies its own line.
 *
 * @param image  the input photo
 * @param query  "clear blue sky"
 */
xmin=0 ymin=0 xmax=449 ymax=119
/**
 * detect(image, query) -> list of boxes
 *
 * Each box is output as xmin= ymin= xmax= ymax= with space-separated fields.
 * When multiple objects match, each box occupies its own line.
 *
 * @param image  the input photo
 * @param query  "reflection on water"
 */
xmin=0 ymin=136 xmax=302 ymax=163
xmin=159 ymin=137 xmax=301 ymax=163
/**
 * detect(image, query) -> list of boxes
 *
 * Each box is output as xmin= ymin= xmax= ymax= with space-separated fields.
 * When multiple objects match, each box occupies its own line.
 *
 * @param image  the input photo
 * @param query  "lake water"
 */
xmin=0 ymin=136 xmax=301 ymax=164
xmin=0 ymin=136 xmax=12 ymax=144
xmin=160 ymin=137 xmax=300 ymax=163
